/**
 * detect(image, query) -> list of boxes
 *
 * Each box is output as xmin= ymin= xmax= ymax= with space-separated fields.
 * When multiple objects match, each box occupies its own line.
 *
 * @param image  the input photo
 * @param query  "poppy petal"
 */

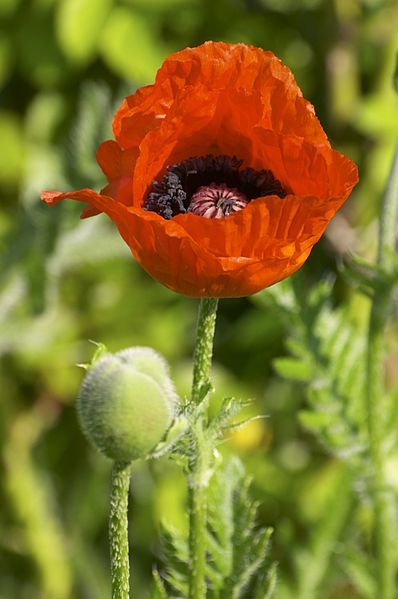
xmin=96 ymin=140 xmax=138 ymax=182
xmin=115 ymin=42 xmax=328 ymax=152
xmin=42 ymin=42 xmax=359 ymax=298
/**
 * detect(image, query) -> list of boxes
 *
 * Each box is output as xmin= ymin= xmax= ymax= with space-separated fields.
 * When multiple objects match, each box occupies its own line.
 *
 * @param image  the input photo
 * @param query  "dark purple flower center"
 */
xmin=144 ymin=154 xmax=286 ymax=220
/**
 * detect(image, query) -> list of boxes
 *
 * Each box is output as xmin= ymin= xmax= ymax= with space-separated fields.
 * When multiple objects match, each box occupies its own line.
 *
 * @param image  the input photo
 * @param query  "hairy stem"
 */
xmin=366 ymin=144 xmax=398 ymax=599
xmin=191 ymin=298 xmax=219 ymax=405
xmin=109 ymin=462 xmax=131 ymax=599
xmin=189 ymin=298 xmax=219 ymax=599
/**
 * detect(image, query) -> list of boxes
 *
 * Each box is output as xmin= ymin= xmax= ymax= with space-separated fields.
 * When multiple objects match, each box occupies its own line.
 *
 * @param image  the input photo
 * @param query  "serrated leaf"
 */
xmin=267 ymin=275 xmax=369 ymax=460
xmin=208 ymin=457 xmax=275 ymax=598
xmin=253 ymin=278 xmax=296 ymax=313
xmin=208 ymin=397 xmax=252 ymax=440
xmin=151 ymin=569 xmax=168 ymax=599
xmin=252 ymin=562 xmax=277 ymax=599
xmin=160 ymin=528 xmax=189 ymax=597
xmin=157 ymin=457 xmax=276 ymax=598
xmin=339 ymin=254 xmax=383 ymax=295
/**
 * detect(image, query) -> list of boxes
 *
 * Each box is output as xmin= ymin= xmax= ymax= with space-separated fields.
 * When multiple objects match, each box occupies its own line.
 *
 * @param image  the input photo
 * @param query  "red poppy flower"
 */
xmin=42 ymin=41 xmax=358 ymax=298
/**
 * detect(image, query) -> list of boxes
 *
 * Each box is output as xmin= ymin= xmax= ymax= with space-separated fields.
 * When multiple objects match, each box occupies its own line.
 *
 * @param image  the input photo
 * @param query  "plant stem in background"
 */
xmin=366 ymin=144 xmax=398 ymax=599
xmin=3 ymin=407 xmax=73 ymax=599
xmin=189 ymin=298 xmax=219 ymax=599
xmin=109 ymin=462 xmax=131 ymax=599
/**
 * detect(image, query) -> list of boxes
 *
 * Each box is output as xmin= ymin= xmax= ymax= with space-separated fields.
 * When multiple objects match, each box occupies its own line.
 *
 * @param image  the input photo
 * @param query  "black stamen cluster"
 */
xmin=144 ymin=154 xmax=286 ymax=219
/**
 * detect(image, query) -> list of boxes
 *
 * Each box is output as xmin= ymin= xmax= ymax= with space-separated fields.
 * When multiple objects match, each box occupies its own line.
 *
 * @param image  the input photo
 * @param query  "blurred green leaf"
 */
xmin=66 ymin=81 xmax=112 ymax=186
xmin=259 ymin=0 xmax=322 ymax=12
xmin=341 ymin=548 xmax=376 ymax=599
xmin=294 ymin=467 xmax=353 ymax=599
xmin=3 ymin=408 xmax=73 ymax=599
xmin=22 ymin=146 xmax=65 ymax=206
xmin=56 ymin=0 xmax=114 ymax=65
xmin=356 ymin=93 xmax=398 ymax=136
xmin=16 ymin=7 xmax=68 ymax=87
xmin=0 ymin=33 xmax=12 ymax=86
xmin=25 ymin=92 xmax=67 ymax=144
xmin=262 ymin=276 xmax=369 ymax=461
xmin=99 ymin=7 xmax=169 ymax=82
xmin=0 ymin=111 xmax=25 ymax=184
xmin=393 ymin=51 xmax=398 ymax=93
xmin=298 ymin=410 xmax=339 ymax=432
xmin=128 ymin=0 xmax=196 ymax=8
xmin=0 ymin=0 xmax=20 ymax=16
xmin=273 ymin=357 xmax=312 ymax=382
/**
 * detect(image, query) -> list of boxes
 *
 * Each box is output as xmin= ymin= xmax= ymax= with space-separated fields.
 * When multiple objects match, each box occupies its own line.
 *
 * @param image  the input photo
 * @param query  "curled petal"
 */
xmin=41 ymin=182 xmax=354 ymax=298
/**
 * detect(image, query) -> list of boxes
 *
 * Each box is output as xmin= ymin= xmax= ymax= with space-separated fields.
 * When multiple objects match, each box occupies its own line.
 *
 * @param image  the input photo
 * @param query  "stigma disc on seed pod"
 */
xmin=77 ymin=347 xmax=178 ymax=463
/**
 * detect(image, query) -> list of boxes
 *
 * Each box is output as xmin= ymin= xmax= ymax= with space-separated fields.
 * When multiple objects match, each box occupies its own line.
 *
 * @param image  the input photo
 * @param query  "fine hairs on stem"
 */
xmin=189 ymin=298 xmax=219 ymax=598
xmin=109 ymin=462 xmax=131 ymax=599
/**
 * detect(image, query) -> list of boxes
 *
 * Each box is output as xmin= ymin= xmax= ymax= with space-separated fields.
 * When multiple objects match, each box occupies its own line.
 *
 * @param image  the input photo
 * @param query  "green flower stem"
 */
xmin=189 ymin=298 xmax=219 ymax=599
xmin=191 ymin=298 xmax=219 ymax=405
xmin=366 ymin=144 xmax=398 ymax=599
xmin=109 ymin=462 xmax=131 ymax=599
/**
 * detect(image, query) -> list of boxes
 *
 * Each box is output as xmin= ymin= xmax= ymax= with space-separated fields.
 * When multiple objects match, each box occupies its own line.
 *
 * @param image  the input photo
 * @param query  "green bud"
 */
xmin=77 ymin=347 xmax=177 ymax=462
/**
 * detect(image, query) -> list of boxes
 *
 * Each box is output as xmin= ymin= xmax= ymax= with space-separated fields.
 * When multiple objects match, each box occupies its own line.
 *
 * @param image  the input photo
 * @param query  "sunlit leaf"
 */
xmin=56 ymin=0 xmax=114 ymax=64
xmin=273 ymin=357 xmax=312 ymax=382
xmin=99 ymin=7 xmax=170 ymax=82
xmin=0 ymin=111 xmax=25 ymax=184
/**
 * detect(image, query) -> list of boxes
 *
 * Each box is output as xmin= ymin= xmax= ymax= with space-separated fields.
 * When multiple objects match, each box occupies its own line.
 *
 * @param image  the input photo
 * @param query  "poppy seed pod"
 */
xmin=77 ymin=347 xmax=177 ymax=462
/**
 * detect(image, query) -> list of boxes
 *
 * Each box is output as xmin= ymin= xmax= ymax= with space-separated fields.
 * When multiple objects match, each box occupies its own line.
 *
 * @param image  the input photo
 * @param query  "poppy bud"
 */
xmin=77 ymin=347 xmax=177 ymax=462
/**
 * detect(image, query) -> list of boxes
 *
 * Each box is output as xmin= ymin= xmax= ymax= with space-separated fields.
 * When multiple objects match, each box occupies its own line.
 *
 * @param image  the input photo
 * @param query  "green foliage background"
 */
xmin=1 ymin=0 xmax=398 ymax=597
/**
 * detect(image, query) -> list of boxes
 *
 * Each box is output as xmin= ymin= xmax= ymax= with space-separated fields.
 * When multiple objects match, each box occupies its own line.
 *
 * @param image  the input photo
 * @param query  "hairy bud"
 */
xmin=77 ymin=347 xmax=177 ymax=462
